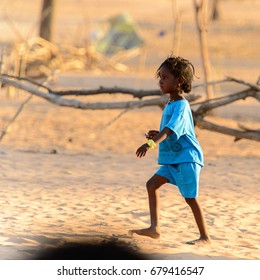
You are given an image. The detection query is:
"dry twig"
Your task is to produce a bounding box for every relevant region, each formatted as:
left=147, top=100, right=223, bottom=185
left=0, top=95, right=32, bottom=142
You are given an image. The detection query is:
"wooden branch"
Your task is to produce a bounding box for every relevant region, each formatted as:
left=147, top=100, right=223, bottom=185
left=192, top=78, right=228, bottom=89
left=2, top=74, right=255, bottom=99
left=0, top=75, right=199, bottom=107
left=192, top=85, right=260, bottom=141
left=195, top=89, right=260, bottom=116
left=1, top=73, right=230, bottom=98
left=195, top=117, right=260, bottom=142
left=226, top=76, right=260, bottom=91
left=52, top=87, right=161, bottom=98
left=238, top=123, right=260, bottom=133
left=235, top=123, right=260, bottom=142
left=1, top=74, right=259, bottom=142
left=1, top=73, right=52, bottom=91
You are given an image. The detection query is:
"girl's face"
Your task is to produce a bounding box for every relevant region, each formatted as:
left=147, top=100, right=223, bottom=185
left=158, top=65, right=179, bottom=94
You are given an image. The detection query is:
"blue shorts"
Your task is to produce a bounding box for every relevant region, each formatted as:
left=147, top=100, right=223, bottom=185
left=155, top=163, right=201, bottom=198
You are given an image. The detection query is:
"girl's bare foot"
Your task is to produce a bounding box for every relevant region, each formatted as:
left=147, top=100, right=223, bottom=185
left=186, top=237, right=212, bottom=245
left=128, top=227, right=160, bottom=239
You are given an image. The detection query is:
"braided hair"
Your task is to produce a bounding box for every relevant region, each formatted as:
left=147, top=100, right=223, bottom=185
left=156, top=55, right=196, bottom=93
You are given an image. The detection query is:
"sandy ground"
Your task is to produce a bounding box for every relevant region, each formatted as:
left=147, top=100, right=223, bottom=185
left=0, top=0, right=259, bottom=260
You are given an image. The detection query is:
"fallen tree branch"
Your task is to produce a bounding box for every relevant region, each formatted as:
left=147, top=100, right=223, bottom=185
left=0, top=73, right=228, bottom=98
left=192, top=85, right=260, bottom=141
left=52, top=87, right=161, bottom=98
left=1, top=73, right=51, bottom=91
left=0, top=75, right=199, bottom=109
left=226, top=76, right=260, bottom=91
left=235, top=124, right=260, bottom=142
left=0, top=74, right=259, bottom=142
left=195, top=117, right=260, bottom=142
left=195, top=88, right=260, bottom=116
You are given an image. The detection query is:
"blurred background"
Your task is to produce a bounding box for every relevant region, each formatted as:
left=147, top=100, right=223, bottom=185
left=0, top=0, right=259, bottom=84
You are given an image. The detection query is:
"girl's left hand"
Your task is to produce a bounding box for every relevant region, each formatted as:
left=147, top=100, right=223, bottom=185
left=136, top=143, right=150, bottom=158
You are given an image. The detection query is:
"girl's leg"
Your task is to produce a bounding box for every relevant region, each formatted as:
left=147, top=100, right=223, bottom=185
left=129, top=174, right=168, bottom=239
left=185, top=198, right=211, bottom=244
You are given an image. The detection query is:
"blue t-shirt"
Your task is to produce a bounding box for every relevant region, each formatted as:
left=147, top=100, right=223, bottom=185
left=158, top=100, right=204, bottom=167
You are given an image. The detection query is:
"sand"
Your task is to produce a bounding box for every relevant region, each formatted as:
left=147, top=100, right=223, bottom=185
left=0, top=0, right=259, bottom=260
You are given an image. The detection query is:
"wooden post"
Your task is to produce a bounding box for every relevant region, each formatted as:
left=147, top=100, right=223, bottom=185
left=193, top=0, right=214, bottom=100
left=39, top=0, right=55, bottom=42
left=0, top=49, right=3, bottom=91
left=211, top=0, right=220, bottom=21
left=171, top=0, right=182, bottom=56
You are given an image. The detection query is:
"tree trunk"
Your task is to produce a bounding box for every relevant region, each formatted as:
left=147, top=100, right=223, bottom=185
left=39, top=0, right=55, bottom=42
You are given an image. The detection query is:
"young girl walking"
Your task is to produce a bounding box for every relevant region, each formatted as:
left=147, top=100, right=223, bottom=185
left=130, top=55, right=211, bottom=245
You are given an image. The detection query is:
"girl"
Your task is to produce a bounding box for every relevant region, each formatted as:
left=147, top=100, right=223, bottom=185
left=130, top=55, right=211, bottom=245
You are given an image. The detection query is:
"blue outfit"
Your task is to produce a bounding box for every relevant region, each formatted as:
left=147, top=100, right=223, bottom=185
left=155, top=100, right=203, bottom=198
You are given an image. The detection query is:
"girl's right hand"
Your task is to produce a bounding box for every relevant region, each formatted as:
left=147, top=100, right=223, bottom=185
left=136, top=143, right=150, bottom=158
left=145, top=130, right=159, bottom=139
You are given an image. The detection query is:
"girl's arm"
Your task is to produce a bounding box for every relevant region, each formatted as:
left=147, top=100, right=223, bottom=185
left=152, top=127, right=173, bottom=143
left=136, top=127, right=173, bottom=158
left=145, top=130, right=159, bottom=139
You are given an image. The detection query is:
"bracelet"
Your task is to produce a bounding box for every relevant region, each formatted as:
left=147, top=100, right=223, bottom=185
left=147, top=139, right=156, bottom=149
